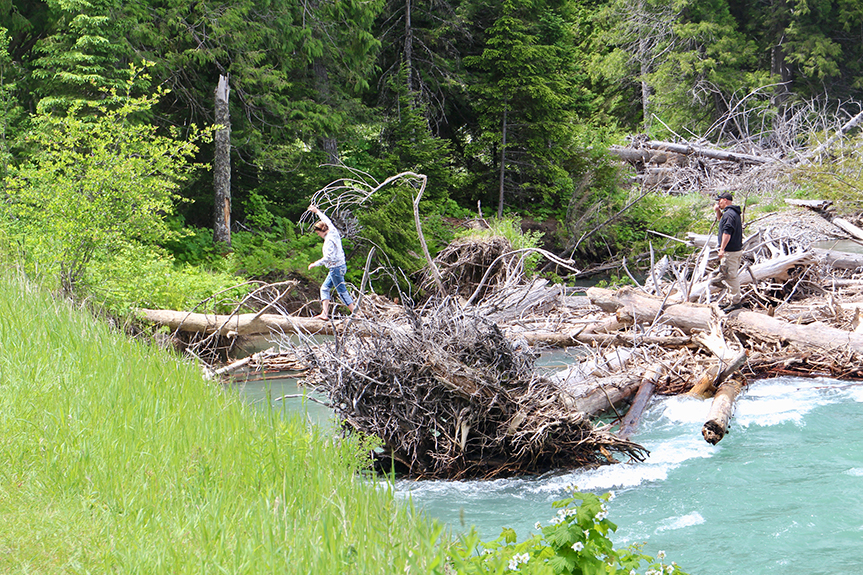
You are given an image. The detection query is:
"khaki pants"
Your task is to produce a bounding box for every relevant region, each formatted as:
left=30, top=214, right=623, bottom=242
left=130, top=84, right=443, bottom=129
left=719, top=250, right=743, bottom=304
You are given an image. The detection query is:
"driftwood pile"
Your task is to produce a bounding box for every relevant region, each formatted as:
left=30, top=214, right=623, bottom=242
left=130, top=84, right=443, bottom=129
left=302, top=299, right=648, bottom=479
left=138, top=197, right=863, bottom=479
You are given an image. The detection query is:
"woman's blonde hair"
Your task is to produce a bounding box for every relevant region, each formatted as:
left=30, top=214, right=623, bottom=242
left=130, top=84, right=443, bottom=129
left=313, top=222, right=328, bottom=233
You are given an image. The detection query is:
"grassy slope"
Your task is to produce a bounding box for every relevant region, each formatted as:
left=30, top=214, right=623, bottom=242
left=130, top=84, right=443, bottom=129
left=0, top=270, right=445, bottom=574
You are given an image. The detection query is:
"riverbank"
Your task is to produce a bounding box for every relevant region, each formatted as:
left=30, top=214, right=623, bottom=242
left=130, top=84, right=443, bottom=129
left=0, top=269, right=446, bottom=574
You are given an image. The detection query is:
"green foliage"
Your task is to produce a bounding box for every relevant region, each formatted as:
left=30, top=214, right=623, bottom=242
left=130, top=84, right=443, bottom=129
left=84, top=243, right=250, bottom=315
left=0, top=28, right=23, bottom=187
left=789, top=134, right=863, bottom=213
left=355, top=183, right=427, bottom=293
left=30, top=0, right=138, bottom=111
left=447, top=488, right=687, bottom=575
left=464, top=0, right=593, bottom=215
left=3, top=62, right=210, bottom=294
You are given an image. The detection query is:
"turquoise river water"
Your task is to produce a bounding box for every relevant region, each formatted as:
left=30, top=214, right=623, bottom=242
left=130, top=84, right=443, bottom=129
left=236, top=359, right=863, bottom=574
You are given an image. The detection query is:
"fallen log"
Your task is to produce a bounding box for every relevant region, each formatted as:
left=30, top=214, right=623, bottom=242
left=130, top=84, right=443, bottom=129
left=832, top=218, right=863, bottom=241
left=785, top=199, right=833, bottom=210
left=559, top=374, right=642, bottom=417
left=813, top=248, right=863, bottom=270
left=618, top=363, right=664, bottom=440
left=550, top=348, right=635, bottom=393
left=702, top=379, right=745, bottom=445
left=611, top=140, right=770, bottom=165
left=139, top=308, right=340, bottom=336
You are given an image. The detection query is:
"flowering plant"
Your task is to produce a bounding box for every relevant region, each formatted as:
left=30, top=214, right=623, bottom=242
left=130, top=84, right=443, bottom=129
left=445, top=487, right=688, bottom=574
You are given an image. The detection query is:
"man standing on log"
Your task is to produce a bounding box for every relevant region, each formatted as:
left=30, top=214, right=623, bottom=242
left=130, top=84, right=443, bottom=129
left=713, top=191, right=744, bottom=312
left=307, top=204, right=355, bottom=320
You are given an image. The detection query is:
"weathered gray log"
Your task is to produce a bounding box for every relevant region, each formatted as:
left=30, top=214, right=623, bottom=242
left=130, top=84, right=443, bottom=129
left=516, top=329, right=691, bottom=348
left=550, top=348, right=635, bottom=393
left=702, top=379, right=745, bottom=445
left=813, top=248, right=863, bottom=270
left=472, top=278, right=561, bottom=323
left=618, top=363, right=664, bottom=440
left=687, top=251, right=814, bottom=301
left=589, top=286, right=713, bottom=333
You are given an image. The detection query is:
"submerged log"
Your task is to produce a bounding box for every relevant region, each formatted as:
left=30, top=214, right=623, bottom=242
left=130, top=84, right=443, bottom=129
left=702, top=379, right=745, bottom=445
left=618, top=363, right=664, bottom=440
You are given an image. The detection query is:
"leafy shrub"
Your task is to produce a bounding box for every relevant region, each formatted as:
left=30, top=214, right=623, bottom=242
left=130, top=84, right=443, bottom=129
left=84, top=243, right=250, bottom=315
left=448, top=488, right=688, bottom=575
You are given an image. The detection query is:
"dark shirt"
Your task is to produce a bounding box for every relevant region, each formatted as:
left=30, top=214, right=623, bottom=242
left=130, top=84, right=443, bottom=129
left=717, top=205, right=743, bottom=252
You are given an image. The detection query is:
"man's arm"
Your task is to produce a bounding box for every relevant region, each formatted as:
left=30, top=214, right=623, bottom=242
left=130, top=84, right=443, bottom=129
left=718, top=232, right=732, bottom=258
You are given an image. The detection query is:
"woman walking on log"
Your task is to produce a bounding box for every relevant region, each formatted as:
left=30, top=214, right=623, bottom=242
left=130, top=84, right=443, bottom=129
left=307, top=204, right=355, bottom=320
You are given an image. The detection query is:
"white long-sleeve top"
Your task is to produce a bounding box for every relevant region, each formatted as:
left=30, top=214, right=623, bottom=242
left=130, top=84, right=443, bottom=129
left=311, top=212, right=346, bottom=269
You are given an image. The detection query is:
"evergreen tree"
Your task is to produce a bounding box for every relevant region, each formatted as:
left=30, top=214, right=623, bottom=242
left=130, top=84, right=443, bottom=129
left=464, top=0, right=591, bottom=216
left=30, top=0, right=137, bottom=112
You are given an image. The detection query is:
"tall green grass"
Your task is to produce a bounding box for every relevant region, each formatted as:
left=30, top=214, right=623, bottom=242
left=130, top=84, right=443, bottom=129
left=0, top=269, right=446, bottom=574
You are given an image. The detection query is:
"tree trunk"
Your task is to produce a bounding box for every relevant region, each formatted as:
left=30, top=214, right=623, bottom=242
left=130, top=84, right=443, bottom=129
left=213, top=74, right=231, bottom=248
left=498, top=106, right=507, bottom=219
left=313, top=59, right=339, bottom=164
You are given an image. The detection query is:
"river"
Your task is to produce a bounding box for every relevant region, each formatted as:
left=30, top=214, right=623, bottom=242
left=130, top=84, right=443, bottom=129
left=234, top=345, right=863, bottom=574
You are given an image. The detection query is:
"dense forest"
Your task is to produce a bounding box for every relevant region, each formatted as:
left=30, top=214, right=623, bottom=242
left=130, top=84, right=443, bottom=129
left=1, top=0, right=862, bottom=312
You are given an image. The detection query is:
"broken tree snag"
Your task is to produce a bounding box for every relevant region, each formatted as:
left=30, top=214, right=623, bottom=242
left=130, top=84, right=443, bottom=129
left=618, top=363, right=665, bottom=440
left=687, top=365, right=719, bottom=399
left=702, top=379, right=745, bottom=445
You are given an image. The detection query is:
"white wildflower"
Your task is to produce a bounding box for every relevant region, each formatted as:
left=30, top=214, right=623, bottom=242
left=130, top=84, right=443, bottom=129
left=657, top=550, right=666, bottom=559
left=571, top=542, right=584, bottom=552
left=666, top=565, right=674, bottom=573
left=608, top=490, right=616, bottom=501
left=595, top=511, right=608, bottom=521
left=535, top=521, right=542, bottom=530
left=550, top=516, right=562, bottom=525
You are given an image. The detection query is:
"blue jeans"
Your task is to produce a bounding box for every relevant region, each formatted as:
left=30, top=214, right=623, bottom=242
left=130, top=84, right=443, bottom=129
left=320, top=264, right=353, bottom=306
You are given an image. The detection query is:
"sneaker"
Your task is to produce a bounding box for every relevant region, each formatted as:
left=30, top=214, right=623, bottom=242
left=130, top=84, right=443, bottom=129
left=721, top=302, right=743, bottom=313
